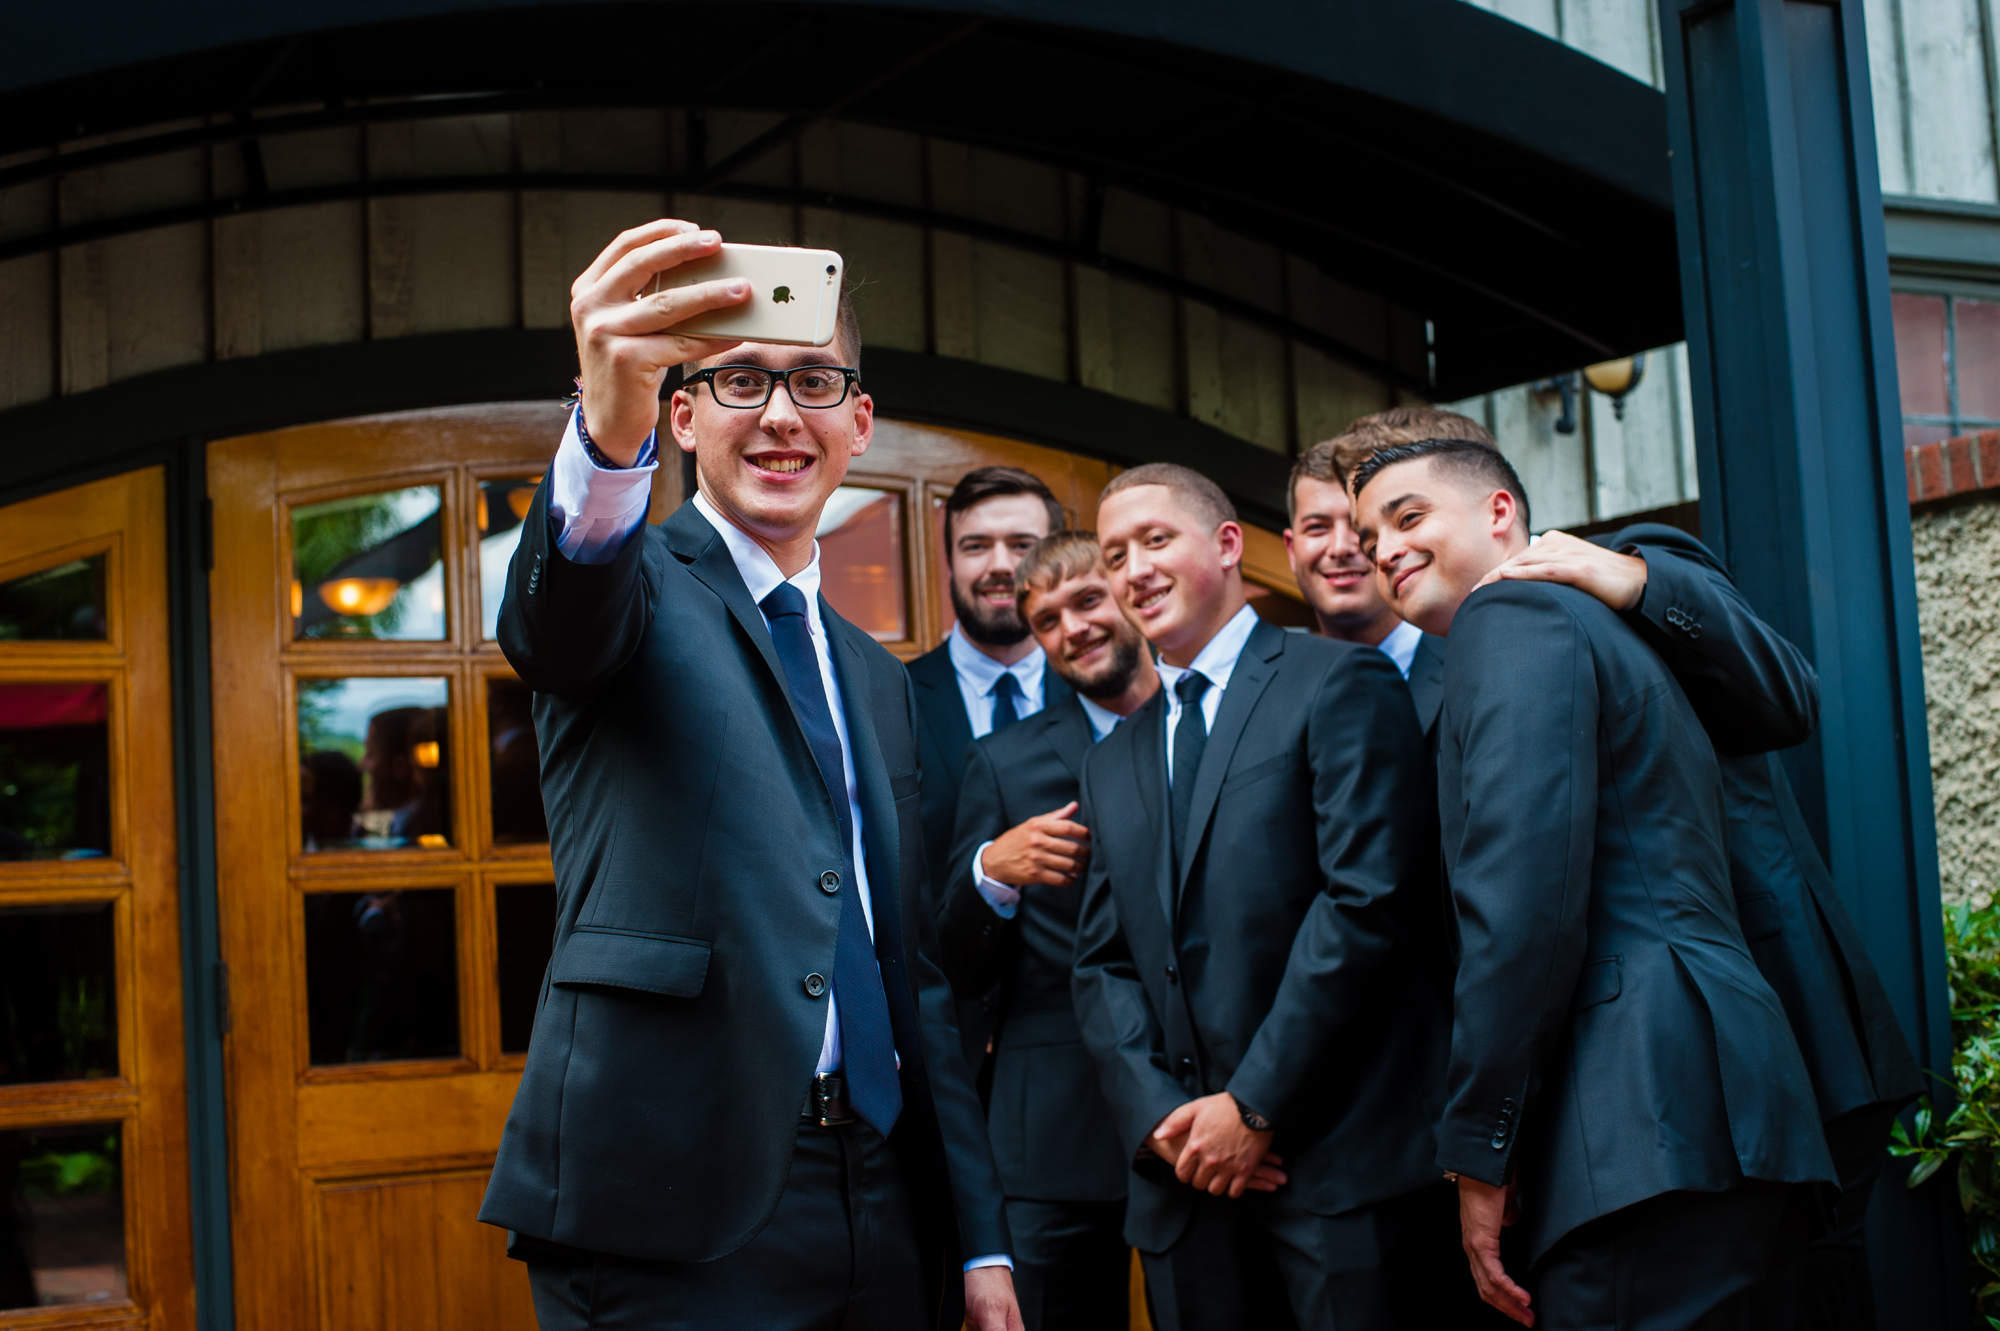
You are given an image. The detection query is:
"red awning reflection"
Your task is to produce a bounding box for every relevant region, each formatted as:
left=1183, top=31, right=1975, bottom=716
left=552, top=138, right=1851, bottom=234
left=0, top=682, right=109, bottom=729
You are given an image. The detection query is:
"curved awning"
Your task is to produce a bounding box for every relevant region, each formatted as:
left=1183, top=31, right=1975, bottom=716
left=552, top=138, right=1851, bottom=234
left=0, top=0, right=1678, bottom=399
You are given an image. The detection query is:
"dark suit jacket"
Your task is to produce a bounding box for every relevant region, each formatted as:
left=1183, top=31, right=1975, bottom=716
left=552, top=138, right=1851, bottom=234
left=1073, top=616, right=1449, bottom=1252
left=1604, top=525, right=1921, bottom=1126
left=1436, top=580, right=1833, bottom=1263
left=908, top=641, right=1070, bottom=1068
left=936, top=696, right=1128, bottom=1204
left=1406, top=630, right=1446, bottom=738
left=478, top=495, right=1007, bottom=1329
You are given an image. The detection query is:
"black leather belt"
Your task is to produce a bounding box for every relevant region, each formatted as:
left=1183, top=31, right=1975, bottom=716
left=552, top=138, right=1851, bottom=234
left=801, top=1072, right=855, bottom=1127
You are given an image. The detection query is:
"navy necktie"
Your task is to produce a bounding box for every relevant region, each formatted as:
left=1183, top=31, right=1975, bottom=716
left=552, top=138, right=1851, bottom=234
left=990, top=670, right=1022, bottom=734
left=758, top=582, right=902, bottom=1136
left=1170, top=671, right=1211, bottom=870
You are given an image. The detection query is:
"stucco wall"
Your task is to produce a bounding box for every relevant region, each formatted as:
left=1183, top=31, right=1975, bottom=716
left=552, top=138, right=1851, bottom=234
left=1914, top=492, right=2000, bottom=904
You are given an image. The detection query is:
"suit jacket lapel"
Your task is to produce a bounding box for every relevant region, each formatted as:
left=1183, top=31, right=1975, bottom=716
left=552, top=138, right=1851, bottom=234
left=1121, top=691, right=1175, bottom=928
left=909, top=646, right=974, bottom=796
left=1044, top=694, right=1093, bottom=781
left=1408, top=632, right=1446, bottom=737
left=828, top=608, right=901, bottom=929
left=1176, top=618, right=1285, bottom=901
left=667, top=504, right=787, bottom=691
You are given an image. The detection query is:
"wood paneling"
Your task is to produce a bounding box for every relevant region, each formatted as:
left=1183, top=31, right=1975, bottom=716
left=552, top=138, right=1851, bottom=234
left=315, top=1170, right=533, bottom=1331
left=0, top=469, right=195, bottom=1331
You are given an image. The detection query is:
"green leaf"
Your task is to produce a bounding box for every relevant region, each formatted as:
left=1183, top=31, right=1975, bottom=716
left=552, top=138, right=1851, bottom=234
left=1909, top=1154, right=1947, bottom=1189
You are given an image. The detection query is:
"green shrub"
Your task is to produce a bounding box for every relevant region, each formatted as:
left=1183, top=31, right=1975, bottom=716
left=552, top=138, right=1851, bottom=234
left=1889, top=898, right=2000, bottom=1321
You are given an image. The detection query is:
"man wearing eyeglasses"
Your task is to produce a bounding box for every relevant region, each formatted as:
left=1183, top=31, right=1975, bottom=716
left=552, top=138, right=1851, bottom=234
left=480, top=221, right=1022, bottom=1331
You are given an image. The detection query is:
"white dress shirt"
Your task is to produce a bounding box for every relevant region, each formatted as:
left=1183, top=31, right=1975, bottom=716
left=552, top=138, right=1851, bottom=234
left=551, top=429, right=1009, bottom=1271
left=1157, top=603, right=1261, bottom=784
left=970, top=690, right=1128, bottom=919
left=1377, top=618, right=1423, bottom=680
left=947, top=622, right=1047, bottom=738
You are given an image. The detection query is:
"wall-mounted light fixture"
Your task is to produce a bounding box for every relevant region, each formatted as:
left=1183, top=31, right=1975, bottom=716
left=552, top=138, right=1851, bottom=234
left=1532, top=371, right=1581, bottom=435
left=1583, top=352, right=1647, bottom=421
left=318, top=577, right=401, bottom=617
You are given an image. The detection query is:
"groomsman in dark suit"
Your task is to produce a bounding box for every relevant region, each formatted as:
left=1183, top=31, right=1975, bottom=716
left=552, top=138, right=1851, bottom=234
left=480, top=219, right=1021, bottom=1330
left=1480, top=525, right=1922, bottom=1330
left=1071, top=463, right=1464, bottom=1331
left=906, top=468, right=1070, bottom=1068
left=936, top=531, right=1160, bottom=1331
left=1352, top=437, right=1833, bottom=1329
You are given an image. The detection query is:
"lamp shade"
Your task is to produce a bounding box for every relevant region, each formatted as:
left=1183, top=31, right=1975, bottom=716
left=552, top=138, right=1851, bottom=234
left=1583, top=355, right=1644, bottom=398
left=318, top=577, right=402, bottom=617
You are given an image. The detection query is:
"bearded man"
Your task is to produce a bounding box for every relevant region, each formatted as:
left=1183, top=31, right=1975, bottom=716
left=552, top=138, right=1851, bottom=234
left=907, top=467, right=1069, bottom=1069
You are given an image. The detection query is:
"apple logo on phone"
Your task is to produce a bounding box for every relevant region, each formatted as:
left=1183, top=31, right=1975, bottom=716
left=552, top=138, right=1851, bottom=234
left=772, top=286, right=794, bottom=304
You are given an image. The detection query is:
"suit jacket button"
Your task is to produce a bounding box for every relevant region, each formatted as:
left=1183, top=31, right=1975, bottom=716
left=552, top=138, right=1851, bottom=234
left=819, top=871, right=841, bottom=895
left=1166, top=965, right=1179, bottom=984
left=1179, top=1056, right=1196, bottom=1074
left=1491, top=1131, right=1508, bottom=1150
left=804, top=973, right=827, bottom=998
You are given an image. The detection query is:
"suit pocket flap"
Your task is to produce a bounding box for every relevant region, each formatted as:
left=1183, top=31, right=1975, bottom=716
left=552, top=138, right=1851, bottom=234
left=1223, top=752, right=1290, bottom=788
left=1736, top=892, right=1784, bottom=943
left=1572, top=957, right=1621, bottom=1011
left=552, top=927, right=711, bottom=997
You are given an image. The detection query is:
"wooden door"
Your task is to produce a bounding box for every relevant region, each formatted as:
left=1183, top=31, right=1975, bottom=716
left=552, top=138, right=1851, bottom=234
left=0, top=470, right=196, bottom=1330
left=208, top=405, right=596, bottom=1331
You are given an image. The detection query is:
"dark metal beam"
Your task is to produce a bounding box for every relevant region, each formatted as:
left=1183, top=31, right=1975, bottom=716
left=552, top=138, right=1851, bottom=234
left=1659, top=1, right=1966, bottom=1324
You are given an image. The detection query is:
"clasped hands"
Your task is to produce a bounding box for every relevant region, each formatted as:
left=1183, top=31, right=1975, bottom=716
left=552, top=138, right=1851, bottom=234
left=1147, top=1093, right=1287, bottom=1198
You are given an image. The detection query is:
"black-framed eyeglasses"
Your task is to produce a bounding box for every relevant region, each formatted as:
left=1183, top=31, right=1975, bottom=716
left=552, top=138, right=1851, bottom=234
left=687, top=364, right=861, bottom=410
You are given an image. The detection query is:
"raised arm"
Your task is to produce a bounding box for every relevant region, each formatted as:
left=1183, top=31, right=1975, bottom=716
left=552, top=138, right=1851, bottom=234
left=1436, top=583, right=1599, bottom=1186
left=1616, top=525, right=1818, bottom=752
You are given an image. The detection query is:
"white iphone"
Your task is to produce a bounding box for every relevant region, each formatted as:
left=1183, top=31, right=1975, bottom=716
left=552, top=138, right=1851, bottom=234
left=646, top=243, right=845, bottom=347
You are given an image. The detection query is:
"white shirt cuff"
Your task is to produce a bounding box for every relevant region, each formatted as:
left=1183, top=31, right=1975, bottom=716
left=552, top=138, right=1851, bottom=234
left=964, top=1254, right=1014, bottom=1272
left=971, top=842, right=1021, bottom=919
left=549, top=406, right=657, bottom=565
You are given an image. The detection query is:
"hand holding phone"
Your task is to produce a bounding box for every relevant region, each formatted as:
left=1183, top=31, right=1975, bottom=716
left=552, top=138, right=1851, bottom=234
left=569, top=220, right=755, bottom=465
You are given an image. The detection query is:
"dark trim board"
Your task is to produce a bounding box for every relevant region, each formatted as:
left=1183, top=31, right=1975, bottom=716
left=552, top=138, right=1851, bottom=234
left=0, top=333, right=1297, bottom=529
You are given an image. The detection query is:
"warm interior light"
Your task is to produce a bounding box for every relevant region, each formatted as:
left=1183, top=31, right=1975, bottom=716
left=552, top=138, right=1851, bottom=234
left=290, top=581, right=304, bottom=618
left=1583, top=356, right=1639, bottom=397
left=412, top=740, right=441, bottom=769
left=477, top=492, right=490, bottom=532
left=417, top=833, right=449, bottom=850
left=507, top=486, right=536, bottom=521
left=318, top=577, right=401, bottom=617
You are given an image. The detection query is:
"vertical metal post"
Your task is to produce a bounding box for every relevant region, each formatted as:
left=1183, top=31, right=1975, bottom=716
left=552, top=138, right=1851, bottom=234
left=1658, top=1, right=1966, bottom=1325
left=168, top=442, right=235, bottom=1330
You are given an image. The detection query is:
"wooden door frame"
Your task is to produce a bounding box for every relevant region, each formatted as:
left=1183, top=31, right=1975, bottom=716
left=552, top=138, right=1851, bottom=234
left=0, top=468, right=197, bottom=1331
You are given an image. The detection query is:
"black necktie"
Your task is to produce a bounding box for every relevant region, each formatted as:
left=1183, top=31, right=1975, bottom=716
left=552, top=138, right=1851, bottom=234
left=758, top=582, right=902, bottom=1137
left=1170, top=671, right=1211, bottom=870
left=989, top=671, right=1022, bottom=734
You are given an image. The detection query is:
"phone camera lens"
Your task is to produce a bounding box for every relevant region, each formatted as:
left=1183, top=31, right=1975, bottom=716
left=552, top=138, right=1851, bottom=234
left=825, top=264, right=836, bottom=275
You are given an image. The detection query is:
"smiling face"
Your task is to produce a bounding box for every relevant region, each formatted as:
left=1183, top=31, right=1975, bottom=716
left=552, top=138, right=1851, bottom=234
left=1352, top=456, right=1529, bottom=636
left=1023, top=567, right=1145, bottom=700
left=1284, top=474, right=1398, bottom=642
left=667, top=341, right=871, bottom=551
left=948, top=494, right=1055, bottom=647
left=1096, top=484, right=1245, bottom=666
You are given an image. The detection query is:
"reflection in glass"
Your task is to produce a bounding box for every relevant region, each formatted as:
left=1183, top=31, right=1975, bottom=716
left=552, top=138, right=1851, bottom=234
left=487, top=679, right=546, bottom=845
left=0, top=684, right=111, bottom=861
left=298, top=678, right=451, bottom=852
left=479, top=478, right=543, bottom=640
left=292, top=486, right=445, bottom=640
left=818, top=487, right=906, bottom=641
left=1958, top=297, right=2000, bottom=421
left=0, top=1123, right=125, bottom=1311
left=1892, top=293, right=1949, bottom=419
left=495, top=882, right=557, bottom=1054
left=0, top=556, right=106, bottom=642
left=0, top=904, right=116, bottom=1085
left=304, top=889, right=460, bottom=1064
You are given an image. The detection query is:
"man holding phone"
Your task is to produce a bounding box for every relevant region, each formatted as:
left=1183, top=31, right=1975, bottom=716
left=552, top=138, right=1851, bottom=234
left=479, top=220, right=1023, bottom=1331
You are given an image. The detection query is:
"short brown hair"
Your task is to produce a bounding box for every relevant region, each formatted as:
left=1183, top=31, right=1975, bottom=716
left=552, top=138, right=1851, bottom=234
left=1349, top=436, right=1532, bottom=531
left=1290, top=407, right=1498, bottom=520
left=681, top=291, right=863, bottom=377
left=942, top=467, right=1065, bottom=549
left=1014, top=531, right=1103, bottom=614
left=1099, top=463, right=1236, bottom=533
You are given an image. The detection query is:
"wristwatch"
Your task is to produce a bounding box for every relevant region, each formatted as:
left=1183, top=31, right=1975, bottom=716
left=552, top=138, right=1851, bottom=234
left=1230, top=1094, right=1273, bottom=1133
